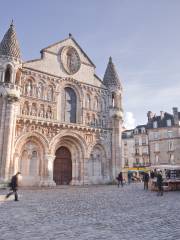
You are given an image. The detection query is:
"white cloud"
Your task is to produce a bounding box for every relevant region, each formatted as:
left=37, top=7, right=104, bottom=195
left=124, top=112, right=136, bottom=130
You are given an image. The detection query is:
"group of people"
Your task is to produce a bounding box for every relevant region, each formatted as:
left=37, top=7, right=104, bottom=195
left=143, top=169, right=163, bottom=196
left=5, top=169, right=164, bottom=201
left=116, top=171, right=132, bottom=187
left=116, top=169, right=164, bottom=196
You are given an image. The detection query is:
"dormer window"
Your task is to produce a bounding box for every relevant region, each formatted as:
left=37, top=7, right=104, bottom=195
left=153, top=121, right=157, bottom=128
left=141, top=127, right=145, bottom=133
left=134, top=128, right=138, bottom=134
left=167, top=119, right=172, bottom=127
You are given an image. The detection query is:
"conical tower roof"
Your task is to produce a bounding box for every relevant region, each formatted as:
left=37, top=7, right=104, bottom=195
left=103, top=57, right=122, bottom=88
left=0, top=21, right=21, bottom=59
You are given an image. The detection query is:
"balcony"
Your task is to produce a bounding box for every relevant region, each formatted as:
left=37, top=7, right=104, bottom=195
left=133, top=162, right=151, bottom=168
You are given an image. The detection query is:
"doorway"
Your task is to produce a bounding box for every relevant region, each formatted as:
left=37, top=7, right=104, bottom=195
left=53, top=146, right=72, bottom=185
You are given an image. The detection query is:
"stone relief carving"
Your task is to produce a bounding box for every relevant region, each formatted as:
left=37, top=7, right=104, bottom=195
left=61, top=46, right=81, bottom=75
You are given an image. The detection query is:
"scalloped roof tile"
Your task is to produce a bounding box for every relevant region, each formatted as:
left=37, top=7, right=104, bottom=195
left=0, top=22, right=21, bottom=59
left=103, top=57, right=122, bottom=88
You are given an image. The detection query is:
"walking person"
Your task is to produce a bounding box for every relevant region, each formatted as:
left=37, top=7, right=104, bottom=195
left=143, top=172, right=149, bottom=190
left=117, top=172, right=123, bottom=187
left=6, top=172, right=21, bottom=201
left=156, top=170, right=163, bottom=196
left=150, top=170, right=155, bottom=179
left=128, top=171, right=131, bottom=184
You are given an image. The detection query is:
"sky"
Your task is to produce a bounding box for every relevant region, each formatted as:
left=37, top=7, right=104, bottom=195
left=0, top=0, right=180, bottom=128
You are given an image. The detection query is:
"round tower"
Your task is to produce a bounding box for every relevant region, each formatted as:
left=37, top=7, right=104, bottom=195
left=103, top=57, right=123, bottom=179
left=0, top=21, right=22, bottom=180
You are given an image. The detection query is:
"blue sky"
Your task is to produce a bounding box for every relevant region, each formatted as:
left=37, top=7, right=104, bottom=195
left=1, top=0, right=180, bottom=128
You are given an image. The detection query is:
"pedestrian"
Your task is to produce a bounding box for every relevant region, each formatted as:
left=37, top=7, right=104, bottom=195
left=143, top=172, right=149, bottom=190
left=117, top=172, right=123, bottom=187
left=6, top=172, right=21, bottom=201
left=150, top=170, right=155, bottom=179
left=128, top=171, right=131, bottom=184
left=156, top=170, right=163, bottom=196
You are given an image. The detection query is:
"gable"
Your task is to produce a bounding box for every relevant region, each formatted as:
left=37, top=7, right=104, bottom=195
left=41, top=36, right=95, bottom=67
left=23, top=36, right=101, bottom=86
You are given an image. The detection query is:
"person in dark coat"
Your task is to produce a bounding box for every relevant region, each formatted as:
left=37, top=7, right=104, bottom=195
left=117, top=172, right=123, bottom=187
left=156, top=171, right=163, bottom=196
left=6, top=172, right=21, bottom=201
left=150, top=170, right=155, bottom=179
left=128, top=171, right=131, bottom=184
left=143, top=172, right=149, bottom=190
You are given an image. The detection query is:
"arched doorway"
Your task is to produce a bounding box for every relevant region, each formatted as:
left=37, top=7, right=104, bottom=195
left=53, top=146, right=72, bottom=185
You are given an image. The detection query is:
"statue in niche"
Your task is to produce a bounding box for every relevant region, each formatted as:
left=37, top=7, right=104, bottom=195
left=22, top=103, right=29, bottom=115
left=46, top=107, right=52, bottom=119
left=37, top=83, right=43, bottom=98
left=26, top=81, right=32, bottom=96
left=39, top=107, right=44, bottom=118
left=31, top=105, right=37, bottom=116
left=47, top=87, right=53, bottom=101
left=44, top=127, right=48, bottom=135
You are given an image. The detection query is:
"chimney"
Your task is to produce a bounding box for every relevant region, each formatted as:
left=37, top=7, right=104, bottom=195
left=160, top=111, right=164, bottom=119
left=173, top=107, right=179, bottom=125
left=147, top=111, right=154, bottom=121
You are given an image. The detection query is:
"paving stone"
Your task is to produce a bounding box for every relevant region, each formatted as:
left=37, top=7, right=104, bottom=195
left=0, top=183, right=180, bottom=240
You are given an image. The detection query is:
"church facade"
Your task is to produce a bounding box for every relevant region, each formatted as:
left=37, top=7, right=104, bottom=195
left=0, top=23, right=123, bottom=186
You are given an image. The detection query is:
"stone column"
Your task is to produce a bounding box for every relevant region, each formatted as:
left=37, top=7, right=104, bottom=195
left=2, top=96, right=18, bottom=180
left=40, top=154, right=56, bottom=186
left=111, top=117, right=123, bottom=179
left=80, top=157, right=90, bottom=185
left=71, top=159, right=78, bottom=185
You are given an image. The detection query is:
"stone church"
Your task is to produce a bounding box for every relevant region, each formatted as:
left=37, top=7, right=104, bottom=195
left=0, top=22, right=123, bottom=186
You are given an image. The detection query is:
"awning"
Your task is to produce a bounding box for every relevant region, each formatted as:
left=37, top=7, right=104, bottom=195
left=127, top=167, right=150, bottom=172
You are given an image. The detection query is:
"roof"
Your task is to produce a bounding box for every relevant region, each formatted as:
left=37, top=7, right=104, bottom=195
left=147, top=112, right=175, bottom=129
left=103, top=57, right=122, bottom=88
left=122, top=129, right=134, bottom=139
left=0, top=22, right=21, bottom=59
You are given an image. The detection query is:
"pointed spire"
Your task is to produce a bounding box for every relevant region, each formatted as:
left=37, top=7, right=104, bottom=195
left=0, top=21, right=21, bottom=59
left=103, top=57, right=122, bottom=88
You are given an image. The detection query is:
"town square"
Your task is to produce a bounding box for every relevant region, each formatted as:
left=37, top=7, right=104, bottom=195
left=1, top=184, right=180, bottom=240
left=0, top=0, right=180, bottom=239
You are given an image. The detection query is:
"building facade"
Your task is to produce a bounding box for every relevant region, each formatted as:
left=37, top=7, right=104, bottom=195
left=147, top=108, right=180, bottom=165
left=122, top=126, right=150, bottom=169
left=0, top=23, right=123, bottom=186
left=122, top=129, right=134, bottom=168
left=122, top=108, right=180, bottom=170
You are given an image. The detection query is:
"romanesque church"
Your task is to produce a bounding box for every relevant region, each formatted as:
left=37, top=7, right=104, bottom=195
left=0, top=22, right=123, bottom=186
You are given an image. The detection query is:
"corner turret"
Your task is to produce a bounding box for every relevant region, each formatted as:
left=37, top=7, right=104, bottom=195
left=104, top=57, right=123, bottom=179
left=0, top=21, right=22, bottom=98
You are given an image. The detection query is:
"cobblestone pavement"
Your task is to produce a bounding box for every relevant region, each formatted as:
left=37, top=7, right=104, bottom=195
left=0, top=183, right=180, bottom=240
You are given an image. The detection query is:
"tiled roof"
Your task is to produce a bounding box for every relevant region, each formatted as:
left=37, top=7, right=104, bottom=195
left=103, top=57, right=122, bottom=88
left=122, top=129, right=134, bottom=139
left=0, top=22, right=21, bottom=59
left=147, top=112, right=175, bottom=128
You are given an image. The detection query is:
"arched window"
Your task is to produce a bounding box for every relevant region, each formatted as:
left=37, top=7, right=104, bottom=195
left=112, top=92, right=115, bottom=107
left=101, top=98, right=106, bottom=111
left=15, top=69, right=21, bottom=85
left=63, top=87, right=77, bottom=123
left=4, top=65, right=11, bottom=83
